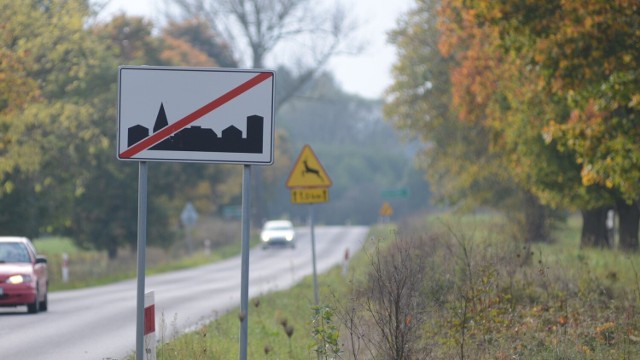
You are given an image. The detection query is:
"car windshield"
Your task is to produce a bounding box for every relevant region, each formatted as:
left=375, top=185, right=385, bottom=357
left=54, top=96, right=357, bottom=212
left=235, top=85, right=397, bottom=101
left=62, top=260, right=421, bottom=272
left=265, top=223, right=292, bottom=231
left=0, top=242, right=31, bottom=263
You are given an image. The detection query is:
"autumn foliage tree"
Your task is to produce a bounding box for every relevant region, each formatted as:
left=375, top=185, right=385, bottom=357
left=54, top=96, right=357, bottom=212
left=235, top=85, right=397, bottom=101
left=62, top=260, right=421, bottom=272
left=386, top=0, right=638, bottom=249
left=0, top=0, right=116, bottom=238
left=458, top=0, right=640, bottom=249
left=385, top=0, right=560, bottom=244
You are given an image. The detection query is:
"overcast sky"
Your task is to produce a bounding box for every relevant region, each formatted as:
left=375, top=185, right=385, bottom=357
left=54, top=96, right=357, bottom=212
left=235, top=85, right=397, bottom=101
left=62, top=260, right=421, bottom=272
left=99, top=0, right=415, bottom=99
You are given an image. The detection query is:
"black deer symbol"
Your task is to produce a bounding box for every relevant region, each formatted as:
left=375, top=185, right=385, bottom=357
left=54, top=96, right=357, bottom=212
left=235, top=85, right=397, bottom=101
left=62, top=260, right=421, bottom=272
left=302, top=159, right=323, bottom=181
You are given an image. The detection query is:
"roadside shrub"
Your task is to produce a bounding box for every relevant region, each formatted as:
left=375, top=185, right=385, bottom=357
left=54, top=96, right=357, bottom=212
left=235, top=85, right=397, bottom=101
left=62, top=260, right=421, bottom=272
left=337, top=215, right=640, bottom=359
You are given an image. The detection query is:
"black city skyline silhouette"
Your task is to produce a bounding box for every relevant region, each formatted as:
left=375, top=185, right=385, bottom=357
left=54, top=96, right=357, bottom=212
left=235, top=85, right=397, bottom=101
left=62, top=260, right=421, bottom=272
left=127, top=103, right=264, bottom=153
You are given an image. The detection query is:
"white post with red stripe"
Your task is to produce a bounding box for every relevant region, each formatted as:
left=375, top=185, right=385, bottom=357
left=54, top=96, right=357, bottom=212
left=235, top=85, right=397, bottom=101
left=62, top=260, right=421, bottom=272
left=343, top=248, right=350, bottom=276
left=61, top=253, right=69, bottom=283
left=144, top=291, right=156, bottom=360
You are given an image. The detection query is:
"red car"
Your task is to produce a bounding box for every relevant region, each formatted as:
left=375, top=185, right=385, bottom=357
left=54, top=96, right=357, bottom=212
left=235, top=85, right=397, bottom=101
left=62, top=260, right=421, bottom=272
left=0, top=237, right=48, bottom=313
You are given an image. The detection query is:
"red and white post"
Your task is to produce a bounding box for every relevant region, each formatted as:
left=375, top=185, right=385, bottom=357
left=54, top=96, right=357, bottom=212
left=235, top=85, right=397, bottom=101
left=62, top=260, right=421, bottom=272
left=342, top=248, right=350, bottom=276
left=144, top=291, right=156, bottom=360
left=61, top=253, right=69, bottom=283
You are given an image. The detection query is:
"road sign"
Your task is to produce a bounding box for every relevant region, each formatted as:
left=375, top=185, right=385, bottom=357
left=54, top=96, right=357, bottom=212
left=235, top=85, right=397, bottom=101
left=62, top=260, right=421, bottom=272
left=117, top=66, right=275, bottom=164
left=381, top=188, right=409, bottom=198
left=180, top=202, right=198, bottom=226
left=291, top=188, right=329, bottom=204
left=380, top=202, right=393, bottom=217
left=286, top=145, right=332, bottom=188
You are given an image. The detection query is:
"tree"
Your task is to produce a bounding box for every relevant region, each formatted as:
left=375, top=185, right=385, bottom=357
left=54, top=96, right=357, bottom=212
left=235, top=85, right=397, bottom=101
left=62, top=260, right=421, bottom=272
left=384, top=0, right=560, bottom=244
left=463, top=0, right=640, bottom=250
left=161, top=18, right=237, bottom=67
left=168, top=0, right=358, bottom=108
left=89, top=14, right=243, bottom=257
left=423, top=0, right=639, bottom=249
left=1, top=3, right=273, bottom=255
left=95, top=13, right=163, bottom=65
left=0, top=0, right=116, bottom=238
left=273, top=71, right=430, bottom=225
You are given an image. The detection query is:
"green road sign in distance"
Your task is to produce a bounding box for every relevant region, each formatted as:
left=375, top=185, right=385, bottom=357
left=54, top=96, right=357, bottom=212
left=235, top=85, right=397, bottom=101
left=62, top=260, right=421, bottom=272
left=381, top=188, right=409, bottom=199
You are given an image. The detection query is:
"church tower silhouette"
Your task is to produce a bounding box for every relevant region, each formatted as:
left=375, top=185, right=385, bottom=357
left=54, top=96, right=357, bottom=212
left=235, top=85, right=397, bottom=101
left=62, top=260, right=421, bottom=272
left=153, top=103, right=169, bottom=133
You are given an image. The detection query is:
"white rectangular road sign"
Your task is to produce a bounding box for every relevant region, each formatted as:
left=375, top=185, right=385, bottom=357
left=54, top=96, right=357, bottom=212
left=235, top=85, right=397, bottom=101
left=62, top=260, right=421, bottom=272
left=117, top=66, right=275, bottom=164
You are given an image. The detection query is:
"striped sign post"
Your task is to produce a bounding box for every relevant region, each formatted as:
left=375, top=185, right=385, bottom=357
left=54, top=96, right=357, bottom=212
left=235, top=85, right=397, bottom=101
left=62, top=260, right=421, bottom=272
left=144, top=291, right=156, bottom=360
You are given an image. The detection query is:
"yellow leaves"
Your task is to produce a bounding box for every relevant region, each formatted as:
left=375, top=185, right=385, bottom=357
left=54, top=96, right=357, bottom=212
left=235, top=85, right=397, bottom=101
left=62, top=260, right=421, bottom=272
left=579, top=344, right=592, bottom=355
left=580, top=164, right=614, bottom=189
left=432, top=0, right=640, bottom=204
left=629, top=94, right=640, bottom=109
left=595, top=321, right=616, bottom=345
left=2, top=180, right=15, bottom=194
left=605, top=178, right=614, bottom=189
left=541, top=121, right=558, bottom=144
left=580, top=166, right=597, bottom=186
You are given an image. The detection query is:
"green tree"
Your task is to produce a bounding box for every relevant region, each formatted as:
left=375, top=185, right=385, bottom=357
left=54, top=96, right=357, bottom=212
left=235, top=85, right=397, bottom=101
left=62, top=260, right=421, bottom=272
left=384, top=0, right=560, bottom=244
left=458, top=0, right=640, bottom=249
left=0, top=0, right=113, bottom=238
left=161, top=18, right=237, bottom=68
left=391, top=0, right=639, bottom=249
left=436, top=0, right=605, bottom=245
left=274, top=72, right=427, bottom=225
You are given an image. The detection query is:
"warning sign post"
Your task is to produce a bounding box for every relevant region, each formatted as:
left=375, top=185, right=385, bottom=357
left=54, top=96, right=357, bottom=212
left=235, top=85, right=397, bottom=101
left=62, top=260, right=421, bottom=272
left=285, top=144, right=332, bottom=306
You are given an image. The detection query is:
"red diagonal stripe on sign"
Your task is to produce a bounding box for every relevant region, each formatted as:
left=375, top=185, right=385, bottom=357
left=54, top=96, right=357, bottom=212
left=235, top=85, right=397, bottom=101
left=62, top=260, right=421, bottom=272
left=120, top=71, right=273, bottom=159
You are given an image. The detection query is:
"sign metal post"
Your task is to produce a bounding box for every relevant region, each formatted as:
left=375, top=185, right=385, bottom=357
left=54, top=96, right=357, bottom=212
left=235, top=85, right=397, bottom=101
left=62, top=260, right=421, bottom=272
left=136, top=162, right=148, bottom=360
left=309, top=205, right=319, bottom=305
left=285, top=144, right=332, bottom=306
left=239, top=165, right=252, bottom=359
left=117, top=66, right=275, bottom=360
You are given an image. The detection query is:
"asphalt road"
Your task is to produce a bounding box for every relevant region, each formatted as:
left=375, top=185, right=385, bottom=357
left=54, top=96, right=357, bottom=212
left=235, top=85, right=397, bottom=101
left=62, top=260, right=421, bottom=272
left=0, top=225, right=368, bottom=360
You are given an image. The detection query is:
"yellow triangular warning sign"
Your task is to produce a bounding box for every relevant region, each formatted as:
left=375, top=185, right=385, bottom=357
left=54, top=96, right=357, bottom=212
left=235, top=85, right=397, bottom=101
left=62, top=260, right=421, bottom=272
left=286, top=145, right=332, bottom=188
left=380, top=202, right=393, bottom=217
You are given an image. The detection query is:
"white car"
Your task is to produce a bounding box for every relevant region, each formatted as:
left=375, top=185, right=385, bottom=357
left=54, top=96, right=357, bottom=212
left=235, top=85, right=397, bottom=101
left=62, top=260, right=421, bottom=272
left=260, top=220, right=295, bottom=249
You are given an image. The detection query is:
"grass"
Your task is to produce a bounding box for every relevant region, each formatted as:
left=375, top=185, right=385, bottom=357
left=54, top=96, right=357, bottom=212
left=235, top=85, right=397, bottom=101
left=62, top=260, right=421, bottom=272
left=34, top=236, right=79, bottom=255
left=34, top=218, right=256, bottom=291
left=148, top=226, right=398, bottom=359
left=150, top=213, right=640, bottom=359
left=150, top=224, right=399, bottom=359
left=37, top=240, right=254, bottom=291
left=152, top=241, right=382, bottom=359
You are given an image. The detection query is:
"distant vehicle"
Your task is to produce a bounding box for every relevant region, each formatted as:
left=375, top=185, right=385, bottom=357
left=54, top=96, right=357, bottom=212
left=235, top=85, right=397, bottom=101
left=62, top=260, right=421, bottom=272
left=0, top=237, right=48, bottom=314
left=260, top=220, right=296, bottom=249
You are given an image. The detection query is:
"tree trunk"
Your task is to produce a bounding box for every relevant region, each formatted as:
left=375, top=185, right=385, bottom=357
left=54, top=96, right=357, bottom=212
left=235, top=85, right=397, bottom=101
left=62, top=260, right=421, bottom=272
left=107, top=243, right=118, bottom=260
left=524, top=192, right=551, bottom=243
left=580, top=207, right=610, bottom=248
left=617, top=199, right=639, bottom=251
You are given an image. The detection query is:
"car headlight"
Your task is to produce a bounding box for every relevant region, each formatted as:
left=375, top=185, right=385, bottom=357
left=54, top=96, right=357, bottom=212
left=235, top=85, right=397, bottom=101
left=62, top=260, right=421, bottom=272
left=261, top=234, right=269, bottom=242
left=285, top=234, right=294, bottom=241
left=6, top=274, right=32, bottom=284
